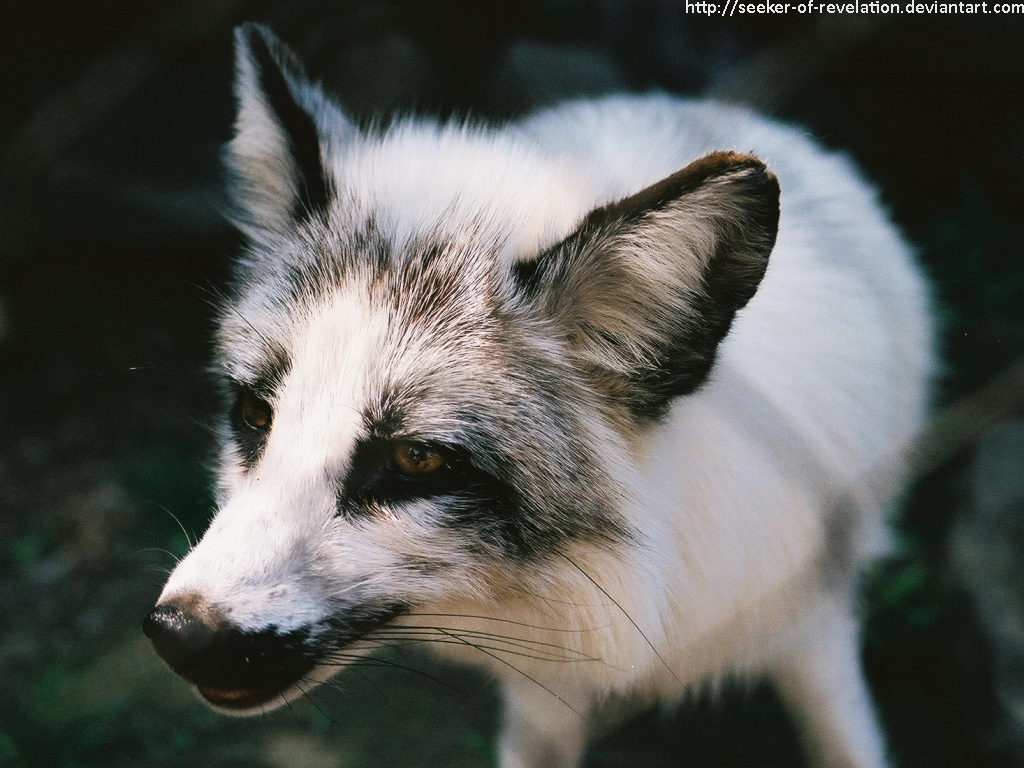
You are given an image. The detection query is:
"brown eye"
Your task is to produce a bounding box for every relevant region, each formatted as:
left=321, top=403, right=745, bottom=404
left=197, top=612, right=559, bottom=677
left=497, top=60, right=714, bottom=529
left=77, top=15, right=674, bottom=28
left=239, top=390, right=272, bottom=431
left=391, top=441, right=446, bottom=478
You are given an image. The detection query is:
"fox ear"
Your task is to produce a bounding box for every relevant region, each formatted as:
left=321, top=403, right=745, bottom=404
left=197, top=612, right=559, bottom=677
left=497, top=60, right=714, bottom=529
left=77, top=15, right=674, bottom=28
left=226, top=24, right=349, bottom=239
left=517, top=151, right=779, bottom=422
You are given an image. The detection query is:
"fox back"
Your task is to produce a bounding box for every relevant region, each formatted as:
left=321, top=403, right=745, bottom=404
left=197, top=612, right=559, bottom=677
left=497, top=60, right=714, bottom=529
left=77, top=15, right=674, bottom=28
left=144, top=25, right=933, bottom=768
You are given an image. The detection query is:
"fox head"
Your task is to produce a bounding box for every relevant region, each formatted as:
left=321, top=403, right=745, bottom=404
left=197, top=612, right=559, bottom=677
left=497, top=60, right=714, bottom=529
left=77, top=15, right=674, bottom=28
left=144, top=24, right=779, bottom=713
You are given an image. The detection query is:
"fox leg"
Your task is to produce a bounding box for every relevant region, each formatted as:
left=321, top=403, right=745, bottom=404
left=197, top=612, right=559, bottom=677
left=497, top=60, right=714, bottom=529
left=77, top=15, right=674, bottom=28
left=498, top=678, right=590, bottom=768
left=771, top=600, right=888, bottom=768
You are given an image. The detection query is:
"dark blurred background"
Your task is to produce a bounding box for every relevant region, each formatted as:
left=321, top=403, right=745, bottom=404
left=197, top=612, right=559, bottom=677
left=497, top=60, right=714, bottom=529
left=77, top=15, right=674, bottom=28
left=1, top=3, right=1024, bottom=767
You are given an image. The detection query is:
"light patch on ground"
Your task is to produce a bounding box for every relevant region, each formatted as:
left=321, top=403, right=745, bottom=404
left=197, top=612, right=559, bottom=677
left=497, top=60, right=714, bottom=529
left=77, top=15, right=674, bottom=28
left=263, top=732, right=352, bottom=768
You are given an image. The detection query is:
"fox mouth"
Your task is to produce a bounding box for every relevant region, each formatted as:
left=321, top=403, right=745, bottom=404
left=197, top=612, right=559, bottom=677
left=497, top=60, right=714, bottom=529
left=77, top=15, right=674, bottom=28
left=196, top=684, right=280, bottom=708
left=144, top=598, right=405, bottom=713
left=196, top=684, right=289, bottom=710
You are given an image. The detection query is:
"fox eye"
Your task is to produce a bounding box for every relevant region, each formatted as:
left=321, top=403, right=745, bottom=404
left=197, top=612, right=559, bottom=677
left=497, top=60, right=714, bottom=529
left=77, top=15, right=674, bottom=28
left=238, top=390, right=273, bottom=431
left=391, top=441, right=447, bottom=477
left=341, top=437, right=478, bottom=510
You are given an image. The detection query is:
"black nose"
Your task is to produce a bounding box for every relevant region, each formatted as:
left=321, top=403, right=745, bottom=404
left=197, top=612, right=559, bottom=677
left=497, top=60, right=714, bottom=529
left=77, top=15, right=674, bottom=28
left=143, top=603, right=218, bottom=675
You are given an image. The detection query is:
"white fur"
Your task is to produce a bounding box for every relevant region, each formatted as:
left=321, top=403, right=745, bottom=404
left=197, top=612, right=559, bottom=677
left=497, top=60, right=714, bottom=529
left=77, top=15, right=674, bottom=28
left=157, top=65, right=932, bottom=768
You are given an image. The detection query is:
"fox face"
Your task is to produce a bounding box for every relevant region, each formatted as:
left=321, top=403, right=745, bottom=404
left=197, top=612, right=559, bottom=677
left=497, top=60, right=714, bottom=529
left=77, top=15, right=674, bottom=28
left=144, top=24, right=778, bottom=714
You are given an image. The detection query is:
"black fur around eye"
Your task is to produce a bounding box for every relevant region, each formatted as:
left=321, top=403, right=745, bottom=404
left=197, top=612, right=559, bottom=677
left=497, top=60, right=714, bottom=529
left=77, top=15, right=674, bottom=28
left=339, top=437, right=478, bottom=512
left=230, top=387, right=274, bottom=468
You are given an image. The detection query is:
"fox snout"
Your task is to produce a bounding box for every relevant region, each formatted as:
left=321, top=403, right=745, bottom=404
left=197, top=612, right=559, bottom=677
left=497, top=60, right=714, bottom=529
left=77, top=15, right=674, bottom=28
left=143, top=595, right=317, bottom=711
left=144, top=592, right=407, bottom=711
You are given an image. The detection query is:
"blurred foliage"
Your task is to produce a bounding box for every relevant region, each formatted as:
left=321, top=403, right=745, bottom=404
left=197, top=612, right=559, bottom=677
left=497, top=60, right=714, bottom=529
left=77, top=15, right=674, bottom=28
left=925, top=183, right=1024, bottom=395
left=123, top=442, right=216, bottom=559
left=4, top=529, right=59, bottom=568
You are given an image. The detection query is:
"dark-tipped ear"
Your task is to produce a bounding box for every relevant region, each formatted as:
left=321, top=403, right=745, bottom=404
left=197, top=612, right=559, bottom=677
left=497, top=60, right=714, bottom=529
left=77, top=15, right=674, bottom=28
left=226, top=24, right=340, bottom=238
left=517, top=151, right=779, bottom=422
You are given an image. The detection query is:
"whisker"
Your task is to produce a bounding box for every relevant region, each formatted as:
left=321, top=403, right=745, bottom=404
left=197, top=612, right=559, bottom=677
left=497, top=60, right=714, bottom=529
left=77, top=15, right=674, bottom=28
left=378, top=623, right=584, bottom=648
left=341, top=665, right=397, bottom=716
left=392, top=637, right=597, bottom=664
left=294, top=679, right=339, bottom=726
left=359, top=631, right=589, bottom=663
left=331, top=576, right=376, bottom=597
left=184, top=276, right=281, bottom=364
left=407, top=612, right=609, bottom=634
left=372, top=626, right=602, bottom=662
left=561, top=553, right=685, bottom=693
left=139, top=499, right=195, bottom=551
left=175, top=275, right=231, bottom=314
left=517, top=587, right=616, bottom=609
left=136, top=547, right=181, bottom=565
left=432, top=628, right=590, bottom=721
left=317, top=652, right=470, bottom=697
left=281, top=692, right=302, bottom=725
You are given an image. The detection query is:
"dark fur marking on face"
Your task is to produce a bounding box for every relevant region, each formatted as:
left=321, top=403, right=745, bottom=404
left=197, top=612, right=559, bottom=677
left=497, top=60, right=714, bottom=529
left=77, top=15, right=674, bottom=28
left=362, top=387, right=409, bottom=438
left=337, top=429, right=620, bottom=563
left=228, top=383, right=273, bottom=468
left=387, top=237, right=493, bottom=330
left=323, top=602, right=407, bottom=645
left=241, top=23, right=330, bottom=224
left=277, top=217, right=393, bottom=311
left=436, top=465, right=618, bottom=563
left=338, top=436, right=477, bottom=511
left=223, top=347, right=289, bottom=469
left=400, top=554, right=449, bottom=575
left=249, top=342, right=292, bottom=393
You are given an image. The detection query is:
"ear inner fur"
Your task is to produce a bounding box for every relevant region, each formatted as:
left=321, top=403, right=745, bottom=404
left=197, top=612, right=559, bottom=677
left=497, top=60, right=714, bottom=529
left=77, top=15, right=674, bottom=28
left=238, top=23, right=331, bottom=224
left=518, top=151, right=780, bottom=422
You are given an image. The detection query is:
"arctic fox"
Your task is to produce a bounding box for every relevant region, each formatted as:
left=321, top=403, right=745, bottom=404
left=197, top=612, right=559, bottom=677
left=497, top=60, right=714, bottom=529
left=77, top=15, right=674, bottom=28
left=144, top=24, right=933, bottom=768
